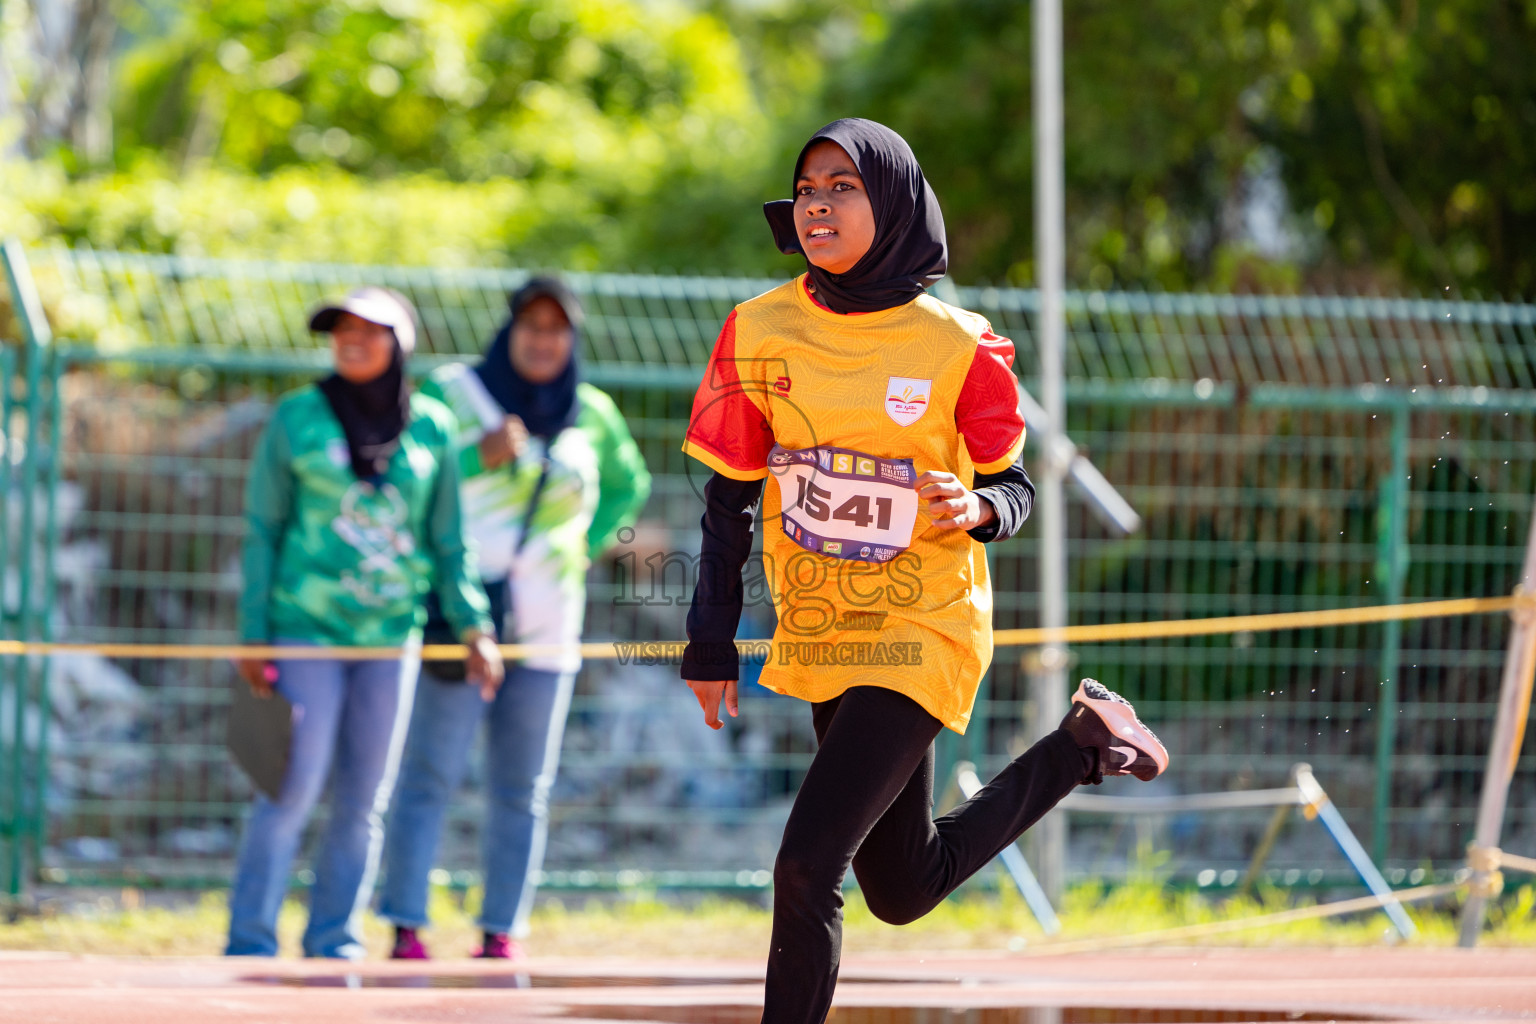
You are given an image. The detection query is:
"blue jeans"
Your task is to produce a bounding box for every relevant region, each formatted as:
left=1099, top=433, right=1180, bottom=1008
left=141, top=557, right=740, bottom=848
left=225, top=643, right=419, bottom=958
left=379, top=664, right=574, bottom=937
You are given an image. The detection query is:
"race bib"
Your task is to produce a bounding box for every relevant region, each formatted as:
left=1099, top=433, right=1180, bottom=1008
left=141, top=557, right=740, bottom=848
left=768, top=444, right=919, bottom=563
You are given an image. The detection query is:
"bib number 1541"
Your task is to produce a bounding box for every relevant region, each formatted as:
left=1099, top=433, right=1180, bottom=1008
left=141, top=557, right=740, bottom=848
left=795, top=477, right=894, bottom=531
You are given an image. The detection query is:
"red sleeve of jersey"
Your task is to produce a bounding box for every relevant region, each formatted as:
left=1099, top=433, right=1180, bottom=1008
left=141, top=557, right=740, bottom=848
left=681, top=311, right=774, bottom=480
left=956, top=330, right=1027, bottom=473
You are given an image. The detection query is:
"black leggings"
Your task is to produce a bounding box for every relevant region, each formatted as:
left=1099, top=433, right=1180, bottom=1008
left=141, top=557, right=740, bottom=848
left=762, top=685, right=1084, bottom=1024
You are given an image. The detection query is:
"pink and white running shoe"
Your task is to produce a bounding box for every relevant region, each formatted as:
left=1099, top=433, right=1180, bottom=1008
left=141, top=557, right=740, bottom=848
left=1060, top=678, right=1169, bottom=783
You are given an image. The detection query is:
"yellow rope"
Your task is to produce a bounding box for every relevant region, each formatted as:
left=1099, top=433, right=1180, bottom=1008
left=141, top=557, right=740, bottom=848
left=991, top=594, right=1528, bottom=647
left=0, top=594, right=1527, bottom=661
left=1017, top=880, right=1466, bottom=956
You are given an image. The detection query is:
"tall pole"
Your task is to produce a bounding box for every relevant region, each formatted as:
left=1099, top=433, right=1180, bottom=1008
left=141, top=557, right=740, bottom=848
left=1457, top=501, right=1536, bottom=946
left=1032, top=0, right=1069, bottom=902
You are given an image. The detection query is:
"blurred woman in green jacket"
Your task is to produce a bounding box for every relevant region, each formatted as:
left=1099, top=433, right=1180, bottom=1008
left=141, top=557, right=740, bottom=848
left=227, top=287, right=503, bottom=959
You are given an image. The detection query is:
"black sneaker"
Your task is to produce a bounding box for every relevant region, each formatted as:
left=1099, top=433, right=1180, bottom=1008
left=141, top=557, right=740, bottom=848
left=1060, top=679, right=1169, bottom=783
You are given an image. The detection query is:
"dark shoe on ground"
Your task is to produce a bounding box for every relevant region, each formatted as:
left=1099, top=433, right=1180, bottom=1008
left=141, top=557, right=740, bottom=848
left=472, top=933, right=524, bottom=960
left=390, top=926, right=430, bottom=960
left=1060, top=678, right=1169, bottom=783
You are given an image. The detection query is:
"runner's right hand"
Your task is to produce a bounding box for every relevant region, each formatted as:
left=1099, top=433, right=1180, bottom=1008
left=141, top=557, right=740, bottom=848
left=686, top=679, right=739, bottom=730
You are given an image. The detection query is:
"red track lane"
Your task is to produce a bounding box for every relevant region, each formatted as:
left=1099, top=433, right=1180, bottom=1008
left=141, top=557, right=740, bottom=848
left=0, top=948, right=1532, bottom=1023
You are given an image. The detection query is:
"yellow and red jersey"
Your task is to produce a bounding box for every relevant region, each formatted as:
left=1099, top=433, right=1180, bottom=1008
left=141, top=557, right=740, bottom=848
left=682, top=276, right=1025, bottom=733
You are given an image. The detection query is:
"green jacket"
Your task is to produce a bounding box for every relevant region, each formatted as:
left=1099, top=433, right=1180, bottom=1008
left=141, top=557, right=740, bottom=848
left=238, top=384, right=494, bottom=647
left=420, top=366, right=650, bottom=671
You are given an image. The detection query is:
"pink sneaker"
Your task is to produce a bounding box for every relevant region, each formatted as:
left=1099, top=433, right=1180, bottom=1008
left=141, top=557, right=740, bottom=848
left=390, top=927, right=431, bottom=960
left=472, top=933, right=523, bottom=960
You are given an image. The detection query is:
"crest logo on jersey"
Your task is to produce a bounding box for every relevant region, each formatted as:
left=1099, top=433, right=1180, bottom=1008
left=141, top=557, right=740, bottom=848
left=885, top=377, right=931, bottom=426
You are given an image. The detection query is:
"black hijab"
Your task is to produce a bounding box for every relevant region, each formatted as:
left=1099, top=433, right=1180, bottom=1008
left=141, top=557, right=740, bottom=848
left=763, top=118, right=948, bottom=314
left=474, top=276, right=582, bottom=438
left=317, top=341, right=410, bottom=481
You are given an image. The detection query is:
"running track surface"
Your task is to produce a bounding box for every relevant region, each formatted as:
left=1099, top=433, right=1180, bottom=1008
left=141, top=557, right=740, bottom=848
left=1, top=947, right=1532, bottom=1022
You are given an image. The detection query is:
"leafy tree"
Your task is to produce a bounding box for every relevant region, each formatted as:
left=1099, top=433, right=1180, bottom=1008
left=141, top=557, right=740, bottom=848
left=10, top=0, right=1534, bottom=291
left=824, top=0, right=1536, bottom=295
left=114, top=0, right=766, bottom=191
left=1260, top=0, right=1536, bottom=295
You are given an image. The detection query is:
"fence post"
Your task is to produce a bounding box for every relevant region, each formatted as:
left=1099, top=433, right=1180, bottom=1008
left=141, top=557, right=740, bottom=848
left=1371, top=405, right=1410, bottom=864
left=1457, top=502, right=1536, bottom=947
left=31, top=348, right=63, bottom=874
left=1, top=240, right=54, bottom=903
left=0, top=343, right=13, bottom=903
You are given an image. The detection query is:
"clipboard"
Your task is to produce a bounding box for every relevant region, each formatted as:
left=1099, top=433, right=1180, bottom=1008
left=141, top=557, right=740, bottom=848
left=226, top=680, right=294, bottom=800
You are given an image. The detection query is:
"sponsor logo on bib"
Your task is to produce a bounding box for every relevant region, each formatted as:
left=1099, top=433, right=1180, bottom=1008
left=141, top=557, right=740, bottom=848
left=885, top=376, right=931, bottom=426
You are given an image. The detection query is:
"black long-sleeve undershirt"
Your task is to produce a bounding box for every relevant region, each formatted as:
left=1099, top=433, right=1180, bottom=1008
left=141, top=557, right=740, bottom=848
left=680, top=454, right=1035, bottom=682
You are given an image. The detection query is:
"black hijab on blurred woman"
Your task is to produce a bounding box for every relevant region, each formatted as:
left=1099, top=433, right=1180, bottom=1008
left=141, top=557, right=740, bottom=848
left=762, top=117, right=948, bottom=314
left=474, top=277, right=584, bottom=437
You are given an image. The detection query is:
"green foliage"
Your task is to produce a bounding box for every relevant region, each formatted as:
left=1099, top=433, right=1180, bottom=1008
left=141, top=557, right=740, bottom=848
left=116, top=0, right=761, bottom=184
left=85, top=0, right=788, bottom=273
left=824, top=0, right=1302, bottom=288
left=825, top=0, right=1536, bottom=294
left=4, top=881, right=1535, bottom=956
left=6, top=0, right=1533, bottom=291
left=1259, top=0, right=1536, bottom=294
left=4, top=159, right=603, bottom=268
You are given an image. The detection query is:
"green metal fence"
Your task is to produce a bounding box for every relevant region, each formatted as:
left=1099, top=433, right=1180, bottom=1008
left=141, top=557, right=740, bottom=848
left=2, top=241, right=1533, bottom=902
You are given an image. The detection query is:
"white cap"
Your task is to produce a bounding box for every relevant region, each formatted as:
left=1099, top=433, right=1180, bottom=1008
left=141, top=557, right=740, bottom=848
left=308, top=287, right=418, bottom=354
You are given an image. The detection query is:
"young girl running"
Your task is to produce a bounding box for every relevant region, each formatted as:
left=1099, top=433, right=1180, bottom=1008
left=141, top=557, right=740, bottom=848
left=679, top=118, right=1169, bottom=1023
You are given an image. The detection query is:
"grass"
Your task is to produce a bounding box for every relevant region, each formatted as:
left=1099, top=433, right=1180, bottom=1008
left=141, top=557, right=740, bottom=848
left=2, top=879, right=1535, bottom=959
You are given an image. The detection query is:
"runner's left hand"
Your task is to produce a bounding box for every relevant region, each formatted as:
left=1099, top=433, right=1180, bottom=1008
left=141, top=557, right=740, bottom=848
left=915, top=471, right=996, bottom=531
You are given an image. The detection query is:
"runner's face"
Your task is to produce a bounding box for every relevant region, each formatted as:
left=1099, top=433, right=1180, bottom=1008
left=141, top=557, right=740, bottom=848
left=510, top=296, right=574, bottom=385
left=794, top=140, right=875, bottom=275
left=330, top=312, right=396, bottom=383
